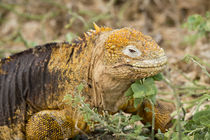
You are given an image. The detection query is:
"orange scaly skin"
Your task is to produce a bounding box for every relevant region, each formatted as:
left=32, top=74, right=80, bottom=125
left=0, top=24, right=173, bottom=139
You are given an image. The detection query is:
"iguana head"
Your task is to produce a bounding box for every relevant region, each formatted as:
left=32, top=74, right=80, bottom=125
left=88, top=24, right=167, bottom=112
left=101, top=27, right=167, bottom=80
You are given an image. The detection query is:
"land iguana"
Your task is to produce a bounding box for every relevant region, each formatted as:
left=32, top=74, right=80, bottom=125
left=0, top=24, right=174, bottom=139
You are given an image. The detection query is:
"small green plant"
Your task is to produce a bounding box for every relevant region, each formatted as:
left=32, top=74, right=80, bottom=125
left=125, top=73, right=163, bottom=108
left=63, top=83, right=148, bottom=140
left=161, top=54, right=210, bottom=140
left=183, top=55, right=210, bottom=77
left=63, top=74, right=163, bottom=139
left=181, top=56, right=210, bottom=140
left=184, top=105, right=210, bottom=139
left=125, top=73, right=163, bottom=140
left=183, top=12, right=210, bottom=45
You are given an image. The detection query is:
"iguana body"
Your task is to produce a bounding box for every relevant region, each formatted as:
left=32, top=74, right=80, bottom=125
left=0, top=24, right=173, bottom=139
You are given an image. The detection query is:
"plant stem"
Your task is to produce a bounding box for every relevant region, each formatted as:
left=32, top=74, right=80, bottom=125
left=163, top=76, right=182, bottom=140
left=149, top=99, right=155, bottom=140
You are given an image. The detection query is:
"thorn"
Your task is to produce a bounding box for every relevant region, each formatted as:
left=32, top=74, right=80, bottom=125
left=86, top=31, right=92, bottom=35
left=89, top=29, right=95, bottom=33
left=93, top=22, right=100, bottom=33
left=84, top=33, right=88, bottom=38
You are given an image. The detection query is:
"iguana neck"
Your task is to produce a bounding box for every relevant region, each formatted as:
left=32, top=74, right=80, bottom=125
left=47, top=35, right=101, bottom=106
left=83, top=31, right=133, bottom=112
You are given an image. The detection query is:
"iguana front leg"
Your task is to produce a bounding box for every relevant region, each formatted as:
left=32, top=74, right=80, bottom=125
left=26, top=100, right=173, bottom=139
left=26, top=109, right=88, bottom=139
left=121, top=99, right=174, bottom=132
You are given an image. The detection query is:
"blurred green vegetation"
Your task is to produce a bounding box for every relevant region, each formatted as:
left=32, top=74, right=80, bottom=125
left=183, top=12, right=210, bottom=45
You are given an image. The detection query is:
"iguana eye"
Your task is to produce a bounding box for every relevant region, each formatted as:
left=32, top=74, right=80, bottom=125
left=128, top=48, right=136, bottom=53
left=122, top=45, right=141, bottom=58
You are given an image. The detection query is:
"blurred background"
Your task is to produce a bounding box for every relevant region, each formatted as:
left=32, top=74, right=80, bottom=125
left=0, top=0, right=209, bottom=57
left=0, top=0, right=209, bottom=92
left=0, top=0, right=209, bottom=139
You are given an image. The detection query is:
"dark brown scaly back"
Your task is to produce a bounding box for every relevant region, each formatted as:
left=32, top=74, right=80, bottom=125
left=0, top=42, right=67, bottom=125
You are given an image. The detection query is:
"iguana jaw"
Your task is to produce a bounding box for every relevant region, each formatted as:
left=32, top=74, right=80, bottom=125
left=114, top=55, right=167, bottom=69
left=92, top=55, right=167, bottom=112
left=130, top=55, right=167, bottom=68
left=105, top=55, right=167, bottom=80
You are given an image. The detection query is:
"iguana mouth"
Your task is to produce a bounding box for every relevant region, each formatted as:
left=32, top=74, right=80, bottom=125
left=114, top=55, right=167, bottom=68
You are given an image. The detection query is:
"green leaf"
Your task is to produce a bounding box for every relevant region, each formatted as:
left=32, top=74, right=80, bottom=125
left=63, top=94, right=72, bottom=100
left=144, top=77, right=155, bottom=85
left=184, top=120, right=199, bottom=130
left=145, top=85, right=157, bottom=96
left=77, top=83, right=84, bottom=92
left=204, top=132, right=210, bottom=140
left=131, top=115, right=142, bottom=122
left=193, top=109, right=210, bottom=128
left=152, top=73, right=163, bottom=81
left=63, top=94, right=73, bottom=104
left=143, top=78, right=157, bottom=96
left=133, top=85, right=145, bottom=98
left=188, top=15, right=196, bottom=23
left=134, top=125, right=143, bottom=135
left=148, top=95, right=156, bottom=104
left=125, top=87, right=134, bottom=97
left=206, top=12, right=210, bottom=18
left=127, top=75, right=159, bottom=109
left=194, top=130, right=208, bottom=140
left=205, top=20, right=210, bottom=31
left=131, top=83, right=145, bottom=98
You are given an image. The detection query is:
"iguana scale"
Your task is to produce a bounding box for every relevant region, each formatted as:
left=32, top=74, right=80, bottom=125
left=0, top=24, right=173, bottom=139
